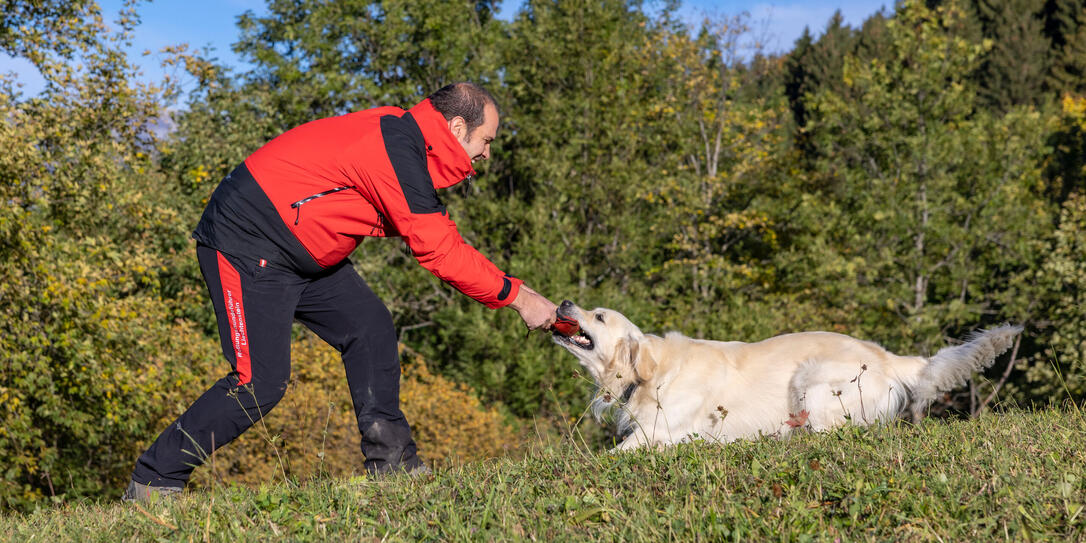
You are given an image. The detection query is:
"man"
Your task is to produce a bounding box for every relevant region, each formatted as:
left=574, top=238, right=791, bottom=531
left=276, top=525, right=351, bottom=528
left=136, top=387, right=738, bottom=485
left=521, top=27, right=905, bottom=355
left=123, top=82, right=557, bottom=501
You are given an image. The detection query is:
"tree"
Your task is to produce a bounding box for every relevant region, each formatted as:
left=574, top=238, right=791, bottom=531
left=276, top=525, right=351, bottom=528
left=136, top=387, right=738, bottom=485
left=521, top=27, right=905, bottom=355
left=1012, top=96, right=1086, bottom=404
left=633, top=12, right=798, bottom=339
left=1044, top=0, right=1086, bottom=94
left=784, top=13, right=857, bottom=142
left=969, top=0, right=1051, bottom=111
left=1022, top=192, right=1086, bottom=401
left=0, top=0, right=99, bottom=71
left=232, top=0, right=503, bottom=126
left=784, top=10, right=894, bottom=163
left=0, top=1, right=220, bottom=508
left=802, top=0, right=1053, bottom=363
left=421, top=0, right=668, bottom=416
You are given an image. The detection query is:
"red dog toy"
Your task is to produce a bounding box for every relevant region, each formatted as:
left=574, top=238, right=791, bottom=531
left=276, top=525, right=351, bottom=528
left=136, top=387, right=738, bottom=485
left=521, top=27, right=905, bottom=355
left=552, top=315, right=580, bottom=336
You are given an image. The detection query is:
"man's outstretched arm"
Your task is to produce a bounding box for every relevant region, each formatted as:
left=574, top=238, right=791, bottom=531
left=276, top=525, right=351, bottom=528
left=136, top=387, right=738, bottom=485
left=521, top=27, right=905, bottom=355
left=509, top=284, right=558, bottom=330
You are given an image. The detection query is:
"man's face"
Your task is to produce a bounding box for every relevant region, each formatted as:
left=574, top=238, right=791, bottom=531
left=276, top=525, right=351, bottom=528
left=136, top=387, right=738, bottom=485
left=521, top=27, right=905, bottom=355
left=453, top=103, right=499, bottom=163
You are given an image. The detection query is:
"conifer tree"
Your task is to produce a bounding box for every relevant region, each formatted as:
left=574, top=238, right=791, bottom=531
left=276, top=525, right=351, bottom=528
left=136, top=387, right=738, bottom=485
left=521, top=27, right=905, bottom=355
left=784, top=10, right=896, bottom=163
left=783, top=13, right=855, bottom=133
left=969, top=0, right=1051, bottom=110
left=1044, top=0, right=1086, bottom=94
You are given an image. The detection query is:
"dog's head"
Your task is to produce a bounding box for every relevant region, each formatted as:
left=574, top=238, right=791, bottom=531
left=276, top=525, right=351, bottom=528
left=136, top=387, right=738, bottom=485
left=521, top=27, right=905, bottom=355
left=552, top=300, right=657, bottom=390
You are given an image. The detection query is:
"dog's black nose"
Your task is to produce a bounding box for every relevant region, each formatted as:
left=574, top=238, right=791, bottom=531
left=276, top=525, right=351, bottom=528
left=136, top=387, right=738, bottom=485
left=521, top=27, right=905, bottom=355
left=559, top=300, right=575, bottom=311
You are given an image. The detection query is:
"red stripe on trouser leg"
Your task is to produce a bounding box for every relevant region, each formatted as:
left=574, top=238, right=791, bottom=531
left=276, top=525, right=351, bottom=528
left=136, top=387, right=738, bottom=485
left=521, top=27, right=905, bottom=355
left=216, top=252, right=252, bottom=385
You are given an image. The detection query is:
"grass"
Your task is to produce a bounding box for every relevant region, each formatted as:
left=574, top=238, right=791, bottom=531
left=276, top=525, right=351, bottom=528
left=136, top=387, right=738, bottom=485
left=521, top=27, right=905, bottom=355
left=2, top=408, right=1084, bottom=542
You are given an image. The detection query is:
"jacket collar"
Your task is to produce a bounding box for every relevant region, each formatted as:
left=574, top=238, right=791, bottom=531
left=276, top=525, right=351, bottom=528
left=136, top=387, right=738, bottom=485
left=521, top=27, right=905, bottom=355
left=408, top=98, right=476, bottom=190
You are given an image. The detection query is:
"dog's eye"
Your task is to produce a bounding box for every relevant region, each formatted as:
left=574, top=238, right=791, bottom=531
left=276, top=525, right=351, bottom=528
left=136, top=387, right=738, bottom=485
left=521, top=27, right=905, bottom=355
left=595, top=314, right=605, bottom=323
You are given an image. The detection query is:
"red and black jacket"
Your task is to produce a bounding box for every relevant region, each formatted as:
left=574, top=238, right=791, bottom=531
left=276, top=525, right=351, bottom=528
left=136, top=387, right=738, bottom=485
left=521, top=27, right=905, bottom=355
left=193, top=98, right=522, bottom=309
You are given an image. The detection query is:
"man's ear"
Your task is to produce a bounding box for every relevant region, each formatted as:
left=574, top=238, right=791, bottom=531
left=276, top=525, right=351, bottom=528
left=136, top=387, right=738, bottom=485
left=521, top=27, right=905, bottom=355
left=629, top=336, right=657, bottom=381
left=448, top=115, right=467, bottom=141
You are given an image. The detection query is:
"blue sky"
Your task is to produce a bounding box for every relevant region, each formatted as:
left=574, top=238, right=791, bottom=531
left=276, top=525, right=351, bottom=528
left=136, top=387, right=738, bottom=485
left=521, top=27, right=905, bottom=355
left=1, top=0, right=889, bottom=96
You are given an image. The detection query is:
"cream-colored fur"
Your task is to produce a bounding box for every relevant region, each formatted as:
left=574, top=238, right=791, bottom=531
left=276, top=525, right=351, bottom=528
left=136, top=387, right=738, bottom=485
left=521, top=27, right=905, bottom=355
left=553, top=302, right=1021, bottom=450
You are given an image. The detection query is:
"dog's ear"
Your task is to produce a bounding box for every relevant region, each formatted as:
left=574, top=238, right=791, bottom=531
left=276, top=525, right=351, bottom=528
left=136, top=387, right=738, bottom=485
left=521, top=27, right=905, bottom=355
left=629, top=336, right=657, bottom=381
left=610, top=337, right=631, bottom=371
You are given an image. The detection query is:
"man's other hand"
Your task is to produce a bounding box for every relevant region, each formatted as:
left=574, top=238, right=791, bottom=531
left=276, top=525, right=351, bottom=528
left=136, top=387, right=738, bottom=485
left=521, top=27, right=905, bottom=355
left=509, top=285, right=558, bottom=330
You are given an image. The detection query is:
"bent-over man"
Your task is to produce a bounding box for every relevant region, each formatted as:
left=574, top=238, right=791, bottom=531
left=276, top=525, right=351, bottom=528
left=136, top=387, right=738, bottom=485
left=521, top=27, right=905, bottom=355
left=123, top=82, right=557, bottom=501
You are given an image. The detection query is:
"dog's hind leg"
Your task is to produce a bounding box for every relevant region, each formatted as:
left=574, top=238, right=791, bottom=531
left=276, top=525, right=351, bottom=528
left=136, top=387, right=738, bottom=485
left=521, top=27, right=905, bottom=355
left=799, top=382, right=854, bottom=430
left=791, top=359, right=911, bottom=430
left=787, top=360, right=821, bottom=425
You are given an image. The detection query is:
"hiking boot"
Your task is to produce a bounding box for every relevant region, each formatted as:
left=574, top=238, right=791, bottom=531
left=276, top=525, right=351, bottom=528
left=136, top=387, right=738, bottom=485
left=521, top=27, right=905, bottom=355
left=121, top=479, right=184, bottom=503
left=359, top=419, right=430, bottom=479
left=403, top=462, right=432, bottom=478
left=367, top=457, right=432, bottom=480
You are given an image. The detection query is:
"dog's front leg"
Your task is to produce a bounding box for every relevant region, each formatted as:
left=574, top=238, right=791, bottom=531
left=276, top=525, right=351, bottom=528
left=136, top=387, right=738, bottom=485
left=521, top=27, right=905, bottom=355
left=610, top=432, right=648, bottom=453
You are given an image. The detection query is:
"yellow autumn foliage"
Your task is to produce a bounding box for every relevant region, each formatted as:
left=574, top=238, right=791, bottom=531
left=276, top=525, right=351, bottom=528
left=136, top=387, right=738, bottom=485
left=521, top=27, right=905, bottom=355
left=1062, top=94, right=1086, bottom=131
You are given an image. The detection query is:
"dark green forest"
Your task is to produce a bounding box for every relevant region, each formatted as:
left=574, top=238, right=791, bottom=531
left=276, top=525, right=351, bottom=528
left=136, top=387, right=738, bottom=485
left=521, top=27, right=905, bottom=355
left=1, top=0, right=1084, bottom=509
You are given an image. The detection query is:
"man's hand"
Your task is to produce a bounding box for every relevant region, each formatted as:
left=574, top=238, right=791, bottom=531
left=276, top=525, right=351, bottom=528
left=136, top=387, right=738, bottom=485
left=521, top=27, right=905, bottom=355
left=509, top=284, right=558, bottom=330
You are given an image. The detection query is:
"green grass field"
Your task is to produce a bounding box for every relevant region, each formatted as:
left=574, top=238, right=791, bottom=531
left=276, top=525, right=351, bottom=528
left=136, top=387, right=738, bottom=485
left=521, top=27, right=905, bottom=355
left=3, top=408, right=1084, bottom=542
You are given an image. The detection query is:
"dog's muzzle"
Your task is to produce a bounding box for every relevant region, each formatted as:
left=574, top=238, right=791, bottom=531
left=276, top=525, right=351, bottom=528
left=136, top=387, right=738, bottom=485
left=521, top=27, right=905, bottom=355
left=554, top=300, right=594, bottom=349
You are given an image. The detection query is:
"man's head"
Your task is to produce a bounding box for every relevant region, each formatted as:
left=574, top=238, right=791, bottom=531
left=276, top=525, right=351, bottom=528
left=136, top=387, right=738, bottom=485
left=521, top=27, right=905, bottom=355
left=429, top=82, right=499, bottom=163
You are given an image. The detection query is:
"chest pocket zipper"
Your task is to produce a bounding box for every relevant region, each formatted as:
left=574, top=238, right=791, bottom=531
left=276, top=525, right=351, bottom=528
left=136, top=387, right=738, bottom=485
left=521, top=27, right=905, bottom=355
left=291, top=186, right=352, bottom=225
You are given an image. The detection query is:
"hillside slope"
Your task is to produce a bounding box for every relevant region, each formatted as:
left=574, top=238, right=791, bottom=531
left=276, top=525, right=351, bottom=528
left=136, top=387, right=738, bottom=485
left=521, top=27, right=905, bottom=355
left=4, top=409, right=1084, bottom=541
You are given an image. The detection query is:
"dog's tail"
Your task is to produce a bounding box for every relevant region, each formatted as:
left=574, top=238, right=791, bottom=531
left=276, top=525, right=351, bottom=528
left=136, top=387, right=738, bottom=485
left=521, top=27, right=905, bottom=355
left=909, top=324, right=1023, bottom=419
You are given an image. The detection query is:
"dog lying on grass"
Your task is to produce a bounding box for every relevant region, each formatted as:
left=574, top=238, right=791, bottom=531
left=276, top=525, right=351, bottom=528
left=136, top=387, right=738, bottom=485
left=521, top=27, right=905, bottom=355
left=552, top=300, right=1021, bottom=450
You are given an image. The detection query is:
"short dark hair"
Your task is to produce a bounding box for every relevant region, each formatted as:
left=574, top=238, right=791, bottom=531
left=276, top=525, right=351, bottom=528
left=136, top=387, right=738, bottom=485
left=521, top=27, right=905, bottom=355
left=428, top=82, right=498, bottom=132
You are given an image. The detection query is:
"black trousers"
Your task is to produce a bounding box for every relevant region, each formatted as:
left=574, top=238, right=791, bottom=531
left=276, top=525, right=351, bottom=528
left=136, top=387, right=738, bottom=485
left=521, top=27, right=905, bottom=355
left=131, top=244, right=420, bottom=487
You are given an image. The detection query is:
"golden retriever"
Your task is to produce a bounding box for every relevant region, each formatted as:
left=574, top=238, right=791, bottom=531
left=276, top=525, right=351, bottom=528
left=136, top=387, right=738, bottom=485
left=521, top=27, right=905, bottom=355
left=552, top=300, right=1021, bottom=450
